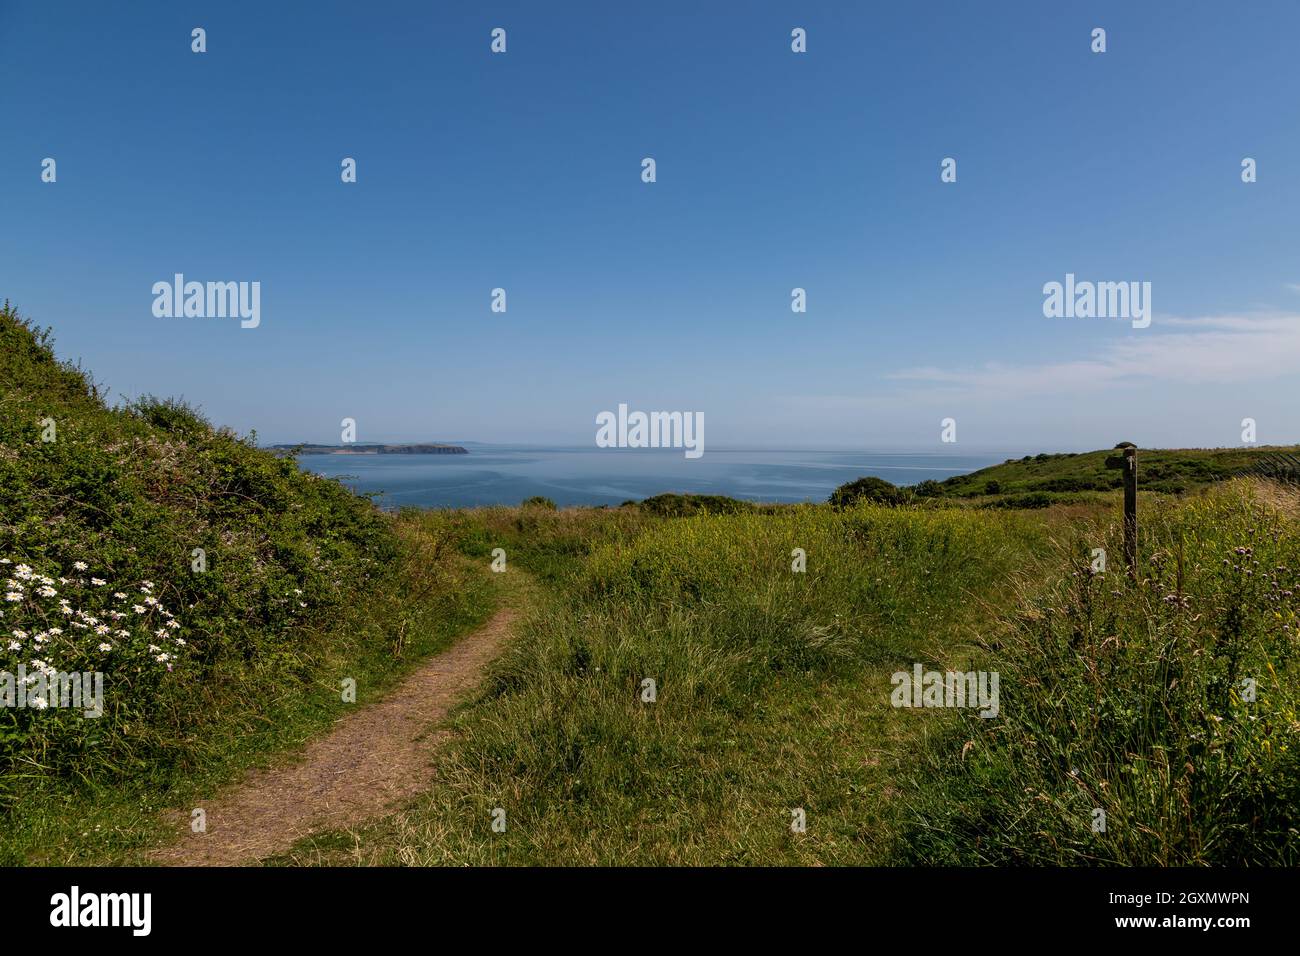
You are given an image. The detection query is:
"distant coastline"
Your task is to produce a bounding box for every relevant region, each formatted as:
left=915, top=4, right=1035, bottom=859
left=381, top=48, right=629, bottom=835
left=270, top=443, right=468, bottom=455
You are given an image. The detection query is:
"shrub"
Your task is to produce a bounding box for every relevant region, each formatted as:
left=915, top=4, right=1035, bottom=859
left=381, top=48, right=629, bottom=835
left=829, top=476, right=909, bottom=508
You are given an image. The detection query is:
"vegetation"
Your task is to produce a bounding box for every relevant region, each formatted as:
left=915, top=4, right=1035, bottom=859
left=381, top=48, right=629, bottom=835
left=933, top=446, right=1297, bottom=499
left=0, top=304, right=493, bottom=862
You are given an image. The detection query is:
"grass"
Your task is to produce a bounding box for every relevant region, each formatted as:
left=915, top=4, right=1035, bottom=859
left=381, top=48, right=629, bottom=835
left=274, top=502, right=1068, bottom=865
left=275, top=482, right=1300, bottom=867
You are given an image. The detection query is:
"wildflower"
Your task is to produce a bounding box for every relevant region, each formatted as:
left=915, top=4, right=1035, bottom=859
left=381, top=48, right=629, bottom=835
left=155, top=628, right=168, bottom=639
left=6, top=641, right=19, bottom=651
left=3, top=593, right=20, bottom=603
left=47, top=628, right=62, bottom=636
left=113, top=592, right=127, bottom=600
left=72, top=561, right=88, bottom=571
left=29, top=695, right=48, bottom=710
left=94, top=625, right=110, bottom=636
left=11, top=630, right=27, bottom=640
left=98, top=643, right=113, bottom=652
left=91, top=578, right=106, bottom=586
left=131, top=605, right=146, bottom=614
left=36, top=585, right=57, bottom=598
left=144, top=596, right=158, bottom=607
left=155, top=653, right=171, bottom=663
left=148, top=644, right=160, bottom=653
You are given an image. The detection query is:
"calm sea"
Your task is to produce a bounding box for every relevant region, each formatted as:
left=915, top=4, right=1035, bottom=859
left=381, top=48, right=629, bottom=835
left=293, top=446, right=998, bottom=509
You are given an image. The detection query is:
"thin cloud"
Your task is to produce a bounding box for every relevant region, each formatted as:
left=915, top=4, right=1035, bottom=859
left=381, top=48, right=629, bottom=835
left=890, top=312, right=1300, bottom=395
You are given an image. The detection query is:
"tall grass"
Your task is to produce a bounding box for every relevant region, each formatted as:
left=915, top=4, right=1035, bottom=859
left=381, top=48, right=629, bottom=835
left=897, top=481, right=1300, bottom=865
left=277, top=503, right=1053, bottom=865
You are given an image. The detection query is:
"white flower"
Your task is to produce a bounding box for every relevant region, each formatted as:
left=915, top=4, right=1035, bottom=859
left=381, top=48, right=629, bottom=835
left=97, top=643, right=113, bottom=652
left=113, top=592, right=127, bottom=600
left=94, top=625, right=110, bottom=636
left=131, top=605, right=146, bottom=614
left=144, top=596, right=158, bottom=607
left=166, top=619, right=180, bottom=630
left=72, top=561, right=88, bottom=571
left=59, top=605, right=74, bottom=616
left=91, top=578, right=106, bottom=586
left=6, top=641, right=19, bottom=651
left=36, top=585, right=57, bottom=598
left=155, top=628, right=169, bottom=639
left=11, top=630, right=27, bottom=640
left=174, top=638, right=187, bottom=646
left=155, top=653, right=171, bottom=663
left=46, top=627, right=62, bottom=636
left=29, top=695, right=48, bottom=710
left=148, top=644, right=160, bottom=653
left=3, top=593, right=21, bottom=603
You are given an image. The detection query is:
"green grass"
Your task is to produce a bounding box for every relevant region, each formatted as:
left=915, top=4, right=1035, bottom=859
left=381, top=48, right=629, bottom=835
left=275, top=502, right=1065, bottom=865
left=896, top=481, right=1300, bottom=865
left=276, top=482, right=1300, bottom=867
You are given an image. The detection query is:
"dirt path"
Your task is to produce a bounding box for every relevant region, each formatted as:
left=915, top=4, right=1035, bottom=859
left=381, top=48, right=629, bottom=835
left=151, top=608, right=517, bottom=866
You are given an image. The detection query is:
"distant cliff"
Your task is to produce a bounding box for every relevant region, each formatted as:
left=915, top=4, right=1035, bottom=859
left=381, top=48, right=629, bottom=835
left=270, top=443, right=468, bottom=455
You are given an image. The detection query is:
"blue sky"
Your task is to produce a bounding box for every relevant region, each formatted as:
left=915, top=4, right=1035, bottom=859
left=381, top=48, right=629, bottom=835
left=2, top=0, right=1298, bottom=451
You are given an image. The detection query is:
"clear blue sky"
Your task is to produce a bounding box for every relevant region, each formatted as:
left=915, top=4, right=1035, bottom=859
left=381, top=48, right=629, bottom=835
left=3, top=0, right=1298, bottom=451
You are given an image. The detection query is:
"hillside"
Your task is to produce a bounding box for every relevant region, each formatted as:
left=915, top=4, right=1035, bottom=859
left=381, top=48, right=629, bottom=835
left=933, top=445, right=1299, bottom=500
left=0, top=303, right=492, bottom=861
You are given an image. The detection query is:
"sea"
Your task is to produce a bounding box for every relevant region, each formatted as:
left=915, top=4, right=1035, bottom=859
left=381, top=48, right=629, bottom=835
left=293, top=446, right=999, bottom=509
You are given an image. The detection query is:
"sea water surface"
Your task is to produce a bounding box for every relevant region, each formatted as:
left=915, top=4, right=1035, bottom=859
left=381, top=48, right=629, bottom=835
left=294, top=446, right=999, bottom=509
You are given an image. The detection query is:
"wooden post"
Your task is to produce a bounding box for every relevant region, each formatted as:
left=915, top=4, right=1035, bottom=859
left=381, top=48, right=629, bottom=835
left=1123, top=446, right=1137, bottom=577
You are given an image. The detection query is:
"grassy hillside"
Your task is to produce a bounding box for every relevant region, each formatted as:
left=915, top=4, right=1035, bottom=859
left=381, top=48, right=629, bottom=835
left=0, top=304, right=493, bottom=862
left=936, top=445, right=1298, bottom=499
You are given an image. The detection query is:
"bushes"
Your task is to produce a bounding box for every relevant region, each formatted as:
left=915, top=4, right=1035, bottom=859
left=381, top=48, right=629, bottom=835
left=829, top=476, right=909, bottom=508
left=0, top=303, right=397, bottom=791
left=638, top=493, right=754, bottom=517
